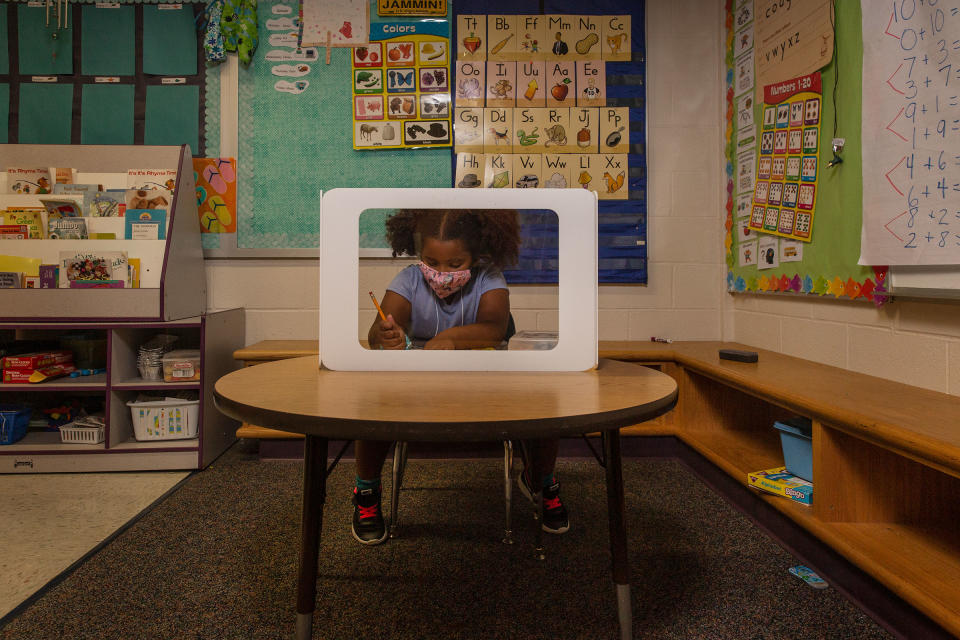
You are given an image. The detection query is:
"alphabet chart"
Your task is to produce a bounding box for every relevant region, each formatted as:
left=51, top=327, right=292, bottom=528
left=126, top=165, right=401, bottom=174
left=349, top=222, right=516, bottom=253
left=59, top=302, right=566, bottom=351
left=749, top=72, right=822, bottom=242
left=351, top=21, right=452, bottom=150
left=452, top=14, right=631, bottom=199
left=861, top=0, right=960, bottom=265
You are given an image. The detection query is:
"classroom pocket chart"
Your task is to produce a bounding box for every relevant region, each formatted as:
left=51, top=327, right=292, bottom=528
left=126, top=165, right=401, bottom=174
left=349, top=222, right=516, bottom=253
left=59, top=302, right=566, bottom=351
left=860, top=1, right=960, bottom=265
left=750, top=72, right=822, bottom=242
left=352, top=21, right=451, bottom=150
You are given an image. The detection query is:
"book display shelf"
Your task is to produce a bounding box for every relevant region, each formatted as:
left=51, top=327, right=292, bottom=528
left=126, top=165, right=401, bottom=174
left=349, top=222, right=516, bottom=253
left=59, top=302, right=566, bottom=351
left=0, top=145, right=243, bottom=472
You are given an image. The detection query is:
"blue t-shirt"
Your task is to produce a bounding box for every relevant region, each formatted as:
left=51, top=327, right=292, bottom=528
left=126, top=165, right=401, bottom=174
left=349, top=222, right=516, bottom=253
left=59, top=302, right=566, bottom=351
left=386, top=265, right=508, bottom=341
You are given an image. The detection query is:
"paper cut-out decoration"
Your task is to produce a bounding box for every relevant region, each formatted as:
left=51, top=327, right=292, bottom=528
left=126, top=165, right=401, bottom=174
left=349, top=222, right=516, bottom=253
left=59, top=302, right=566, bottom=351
left=194, top=158, right=237, bottom=233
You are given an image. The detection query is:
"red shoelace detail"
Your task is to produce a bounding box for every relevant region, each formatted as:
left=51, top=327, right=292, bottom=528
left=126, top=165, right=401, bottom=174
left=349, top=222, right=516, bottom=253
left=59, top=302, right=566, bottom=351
left=544, top=496, right=562, bottom=510
left=357, top=503, right=379, bottom=519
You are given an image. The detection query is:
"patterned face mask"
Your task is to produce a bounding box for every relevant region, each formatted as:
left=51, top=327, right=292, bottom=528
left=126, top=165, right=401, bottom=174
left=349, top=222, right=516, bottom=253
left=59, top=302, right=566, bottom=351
left=418, top=262, right=472, bottom=299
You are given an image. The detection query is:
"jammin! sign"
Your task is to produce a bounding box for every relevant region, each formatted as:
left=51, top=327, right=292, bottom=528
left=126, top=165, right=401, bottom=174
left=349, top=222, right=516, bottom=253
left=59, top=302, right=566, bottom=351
left=377, top=0, right=446, bottom=17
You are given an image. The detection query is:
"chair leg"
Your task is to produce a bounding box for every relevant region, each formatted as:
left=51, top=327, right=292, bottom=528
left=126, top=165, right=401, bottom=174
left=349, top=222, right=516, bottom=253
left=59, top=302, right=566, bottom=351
left=502, top=440, right=514, bottom=544
left=517, top=440, right=545, bottom=560
left=390, top=441, right=408, bottom=538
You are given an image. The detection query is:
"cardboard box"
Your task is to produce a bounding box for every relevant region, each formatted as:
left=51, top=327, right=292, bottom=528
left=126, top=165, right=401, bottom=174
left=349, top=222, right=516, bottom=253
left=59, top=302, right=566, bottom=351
left=2, top=350, right=74, bottom=370
left=747, top=466, right=812, bottom=505
left=3, top=363, right=76, bottom=383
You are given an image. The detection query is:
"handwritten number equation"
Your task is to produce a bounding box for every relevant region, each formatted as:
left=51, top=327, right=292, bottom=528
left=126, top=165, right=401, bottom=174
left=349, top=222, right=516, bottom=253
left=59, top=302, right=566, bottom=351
left=884, top=1, right=960, bottom=249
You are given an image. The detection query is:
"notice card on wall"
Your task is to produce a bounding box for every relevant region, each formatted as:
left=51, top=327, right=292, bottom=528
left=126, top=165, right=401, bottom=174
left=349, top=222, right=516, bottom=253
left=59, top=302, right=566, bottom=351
left=749, top=72, right=822, bottom=243
left=860, top=1, right=960, bottom=265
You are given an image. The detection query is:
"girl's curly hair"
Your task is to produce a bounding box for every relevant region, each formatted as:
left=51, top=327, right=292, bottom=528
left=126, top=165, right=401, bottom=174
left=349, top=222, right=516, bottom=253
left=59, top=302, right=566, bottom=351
left=385, top=209, right=520, bottom=269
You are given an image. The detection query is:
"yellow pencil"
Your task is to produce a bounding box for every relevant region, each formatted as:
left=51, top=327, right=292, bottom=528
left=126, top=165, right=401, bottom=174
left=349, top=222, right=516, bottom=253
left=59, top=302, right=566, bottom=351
left=369, top=291, right=388, bottom=321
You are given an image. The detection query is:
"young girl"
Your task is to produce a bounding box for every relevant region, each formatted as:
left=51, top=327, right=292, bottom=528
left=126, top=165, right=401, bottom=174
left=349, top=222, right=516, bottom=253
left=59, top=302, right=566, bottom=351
left=353, top=208, right=569, bottom=544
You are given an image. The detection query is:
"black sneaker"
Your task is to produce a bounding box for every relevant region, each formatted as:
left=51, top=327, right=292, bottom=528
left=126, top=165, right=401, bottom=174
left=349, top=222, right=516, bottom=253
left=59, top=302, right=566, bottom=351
left=518, top=472, right=570, bottom=534
left=352, top=486, right=388, bottom=545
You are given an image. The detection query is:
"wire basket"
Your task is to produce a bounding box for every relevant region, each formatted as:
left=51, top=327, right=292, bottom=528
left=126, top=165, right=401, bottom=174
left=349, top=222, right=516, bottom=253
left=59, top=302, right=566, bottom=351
left=60, top=423, right=105, bottom=445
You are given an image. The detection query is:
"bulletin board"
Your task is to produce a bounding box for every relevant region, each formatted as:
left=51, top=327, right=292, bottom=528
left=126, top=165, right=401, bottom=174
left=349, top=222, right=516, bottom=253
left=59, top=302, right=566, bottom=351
left=202, top=0, right=453, bottom=254
left=725, top=0, right=887, bottom=302
left=208, top=0, right=647, bottom=286
left=0, top=0, right=211, bottom=154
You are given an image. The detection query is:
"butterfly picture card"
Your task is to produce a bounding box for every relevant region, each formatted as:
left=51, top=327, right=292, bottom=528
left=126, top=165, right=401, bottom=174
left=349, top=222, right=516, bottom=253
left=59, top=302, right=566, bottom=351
left=386, top=68, right=416, bottom=93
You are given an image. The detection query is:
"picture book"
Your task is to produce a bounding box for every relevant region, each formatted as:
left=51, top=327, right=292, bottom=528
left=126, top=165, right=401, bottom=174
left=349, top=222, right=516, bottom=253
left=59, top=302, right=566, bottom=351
left=54, top=168, right=78, bottom=185
left=23, top=276, right=39, bottom=288
left=3, top=209, right=45, bottom=238
left=54, top=183, right=101, bottom=216
left=68, top=280, right=125, bottom=288
left=128, top=258, right=141, bottom=289
left=0, top=272, right=23, bottom=288
left=59, top=251, right=128, bottom=288
left=48, top=218, right=89, bottom=240
left=53, top=183, right=102, bottom=195
left=746, top=467, right=812, bottom=505
left=125, top=189, right=171, bottom=213
left=38, top=264, right=59, bottom=288
left=126, top=169, right=177, bottom=192
left=40, top=197, right=83, bottom=218
left=0, top=224, right=30, bottom=239
left=6, top=167, right=52, bottom=194
left=124, top=209, right=167, bottom=240
left=89, top=191, right=125, bottom=217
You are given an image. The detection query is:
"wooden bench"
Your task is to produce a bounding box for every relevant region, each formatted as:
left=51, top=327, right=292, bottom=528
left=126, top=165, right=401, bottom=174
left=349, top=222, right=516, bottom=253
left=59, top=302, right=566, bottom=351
left=233, top=339, right=960, bottom=635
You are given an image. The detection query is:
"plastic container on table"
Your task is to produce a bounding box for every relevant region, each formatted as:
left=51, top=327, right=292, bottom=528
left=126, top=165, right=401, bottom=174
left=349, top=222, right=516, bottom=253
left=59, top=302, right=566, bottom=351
left=507, top=330, right=559, bottom=351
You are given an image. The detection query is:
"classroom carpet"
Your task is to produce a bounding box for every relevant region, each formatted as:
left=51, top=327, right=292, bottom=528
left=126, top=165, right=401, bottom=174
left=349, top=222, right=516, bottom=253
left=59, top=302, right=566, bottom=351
left=0, top=441, right=891, bottom=640
left=0, top=471, right=189, bottom=622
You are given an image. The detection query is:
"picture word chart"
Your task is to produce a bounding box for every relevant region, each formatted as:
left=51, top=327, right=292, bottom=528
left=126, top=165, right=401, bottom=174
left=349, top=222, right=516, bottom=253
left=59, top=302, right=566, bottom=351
left=352, top=21, right=452, bottom=150
left=453, top=14, right=631, bottom=199
left=861, top=0, right=960, bottom=264
left=749, top=72, right=822, bottom=242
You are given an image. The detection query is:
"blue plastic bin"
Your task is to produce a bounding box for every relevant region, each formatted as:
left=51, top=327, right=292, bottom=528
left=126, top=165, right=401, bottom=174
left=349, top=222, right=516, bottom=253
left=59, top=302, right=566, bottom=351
left=773, top=417, right=812, bottom=482
left=0, top=405, right=31, bottom=445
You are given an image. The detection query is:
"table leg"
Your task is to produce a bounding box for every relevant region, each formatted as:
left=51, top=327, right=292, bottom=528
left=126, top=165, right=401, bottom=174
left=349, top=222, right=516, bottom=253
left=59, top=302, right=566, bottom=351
left=603, top=429, right=632, bottom=640
left=296, top=435, right=328, bottom=640
left=502, top=440, right=514, bottom=544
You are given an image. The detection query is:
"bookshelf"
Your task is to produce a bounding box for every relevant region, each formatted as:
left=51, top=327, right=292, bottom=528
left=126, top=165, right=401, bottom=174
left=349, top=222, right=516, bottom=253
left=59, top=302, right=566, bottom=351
left=0, top=144, right=205, bottom=321
left=0, top=144, right=243, bottom=471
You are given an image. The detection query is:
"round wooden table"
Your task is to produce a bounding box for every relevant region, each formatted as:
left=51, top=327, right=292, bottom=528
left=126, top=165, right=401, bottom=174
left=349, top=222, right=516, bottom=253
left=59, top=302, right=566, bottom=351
left=214, top=356, right=678, bottom=640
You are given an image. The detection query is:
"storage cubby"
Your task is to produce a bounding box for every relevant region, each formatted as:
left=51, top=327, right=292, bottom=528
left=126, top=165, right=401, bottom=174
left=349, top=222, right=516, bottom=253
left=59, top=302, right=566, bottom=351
left=606, top=340, right=960, bottom=636
left=0, top=144, right=243, bottom=472
left=677, top=369, right=797, bottom=479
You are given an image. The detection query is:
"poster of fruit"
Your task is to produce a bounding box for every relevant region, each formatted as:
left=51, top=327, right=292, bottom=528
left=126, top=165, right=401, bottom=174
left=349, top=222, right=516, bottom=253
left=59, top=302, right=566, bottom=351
left=352, top=18, right=452, bottom=150
left=300, top=0, right=369, bottom=46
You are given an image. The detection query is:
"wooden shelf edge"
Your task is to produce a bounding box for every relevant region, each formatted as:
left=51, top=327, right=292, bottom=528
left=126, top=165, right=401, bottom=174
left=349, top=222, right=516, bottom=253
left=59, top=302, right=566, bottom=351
left=236, top=425, right=304, bottom=439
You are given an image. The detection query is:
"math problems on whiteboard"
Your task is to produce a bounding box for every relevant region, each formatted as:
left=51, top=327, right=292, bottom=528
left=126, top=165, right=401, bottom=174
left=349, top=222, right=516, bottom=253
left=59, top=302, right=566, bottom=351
left=860, top=0, right=960, bottom=265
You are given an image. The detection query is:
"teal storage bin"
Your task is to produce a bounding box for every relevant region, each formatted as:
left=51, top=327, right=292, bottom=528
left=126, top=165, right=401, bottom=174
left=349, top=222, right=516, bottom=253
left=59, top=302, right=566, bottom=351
left=773, top=417, right=812, bottom=482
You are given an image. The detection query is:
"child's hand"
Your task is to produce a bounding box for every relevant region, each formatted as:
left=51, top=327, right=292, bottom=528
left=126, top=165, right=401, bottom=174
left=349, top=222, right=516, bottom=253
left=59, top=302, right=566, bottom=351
left=424, top=337, right=456, bottom=350
left=376, top=314, right=407, bottom=350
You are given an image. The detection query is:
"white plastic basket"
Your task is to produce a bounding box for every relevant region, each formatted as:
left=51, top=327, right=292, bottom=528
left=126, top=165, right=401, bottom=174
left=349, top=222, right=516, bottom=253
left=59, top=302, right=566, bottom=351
left=127, top=398, right=200, bottom=441
left=60, top=423, right=105, bottom=444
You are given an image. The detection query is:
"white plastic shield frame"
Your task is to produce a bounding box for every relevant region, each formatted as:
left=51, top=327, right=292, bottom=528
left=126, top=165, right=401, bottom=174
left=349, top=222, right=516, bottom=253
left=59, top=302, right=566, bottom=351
left=319, top=188, right=598, bottom=371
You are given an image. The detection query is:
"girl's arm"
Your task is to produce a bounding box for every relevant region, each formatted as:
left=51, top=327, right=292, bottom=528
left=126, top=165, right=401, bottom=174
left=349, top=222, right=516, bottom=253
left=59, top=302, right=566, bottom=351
left=367, top=291, right=412, bottom=349
left=425, top=288, right=510, bottom=350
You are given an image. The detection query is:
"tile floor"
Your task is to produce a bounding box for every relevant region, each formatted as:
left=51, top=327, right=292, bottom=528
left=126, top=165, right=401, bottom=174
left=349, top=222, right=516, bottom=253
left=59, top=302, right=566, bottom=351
left=0, top=471, right=189, bottom=620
